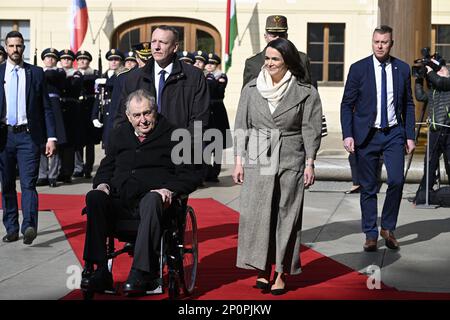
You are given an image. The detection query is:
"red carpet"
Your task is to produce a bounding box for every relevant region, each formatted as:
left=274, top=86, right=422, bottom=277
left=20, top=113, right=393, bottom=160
left=6, top=193, right=450, bottom=300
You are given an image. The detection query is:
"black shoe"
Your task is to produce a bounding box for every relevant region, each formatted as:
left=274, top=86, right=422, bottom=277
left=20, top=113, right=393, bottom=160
left=123, top=268, right=159, bottom=295
left=48, top=179, right=57, bottom=188
left=36, top=178, right=49, bottom=186
left=23, top=227, right=37, bottom=245
left=81, top=268, right=113, bottom=293
left=72, top=171, right=84, bottom=178
left=255, top=280, right=270, bottom=290
left=2, top=232, right=19, bottom=243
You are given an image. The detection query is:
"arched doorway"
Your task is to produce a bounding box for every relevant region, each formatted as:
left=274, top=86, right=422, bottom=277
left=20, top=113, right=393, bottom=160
left=112, top=17, right=221, bottom=58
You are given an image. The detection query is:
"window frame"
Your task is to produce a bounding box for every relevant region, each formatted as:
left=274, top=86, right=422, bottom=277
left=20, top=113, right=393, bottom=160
left=307, top=22, right=345, bottom=86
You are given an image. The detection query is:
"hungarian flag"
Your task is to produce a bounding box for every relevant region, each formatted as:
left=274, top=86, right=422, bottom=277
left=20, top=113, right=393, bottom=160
left=70, top=0, right=89, bottom=53
left=225, top=0, right=237, bottom=73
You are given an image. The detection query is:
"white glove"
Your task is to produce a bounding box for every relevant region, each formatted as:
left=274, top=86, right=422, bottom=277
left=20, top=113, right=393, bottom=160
left=93, top=119, right=103, bottom=128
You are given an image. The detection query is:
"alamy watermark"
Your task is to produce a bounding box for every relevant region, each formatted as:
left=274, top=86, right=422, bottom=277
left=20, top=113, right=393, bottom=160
left=171, top=121, right=282, bottom=175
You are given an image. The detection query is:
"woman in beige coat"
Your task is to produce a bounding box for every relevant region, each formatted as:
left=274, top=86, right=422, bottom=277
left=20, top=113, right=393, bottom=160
left=232, top=38, right=323, bottom=295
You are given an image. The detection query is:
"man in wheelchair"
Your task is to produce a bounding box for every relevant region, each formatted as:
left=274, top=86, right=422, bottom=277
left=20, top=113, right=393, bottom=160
left=81, top=89, right=200, bottom=295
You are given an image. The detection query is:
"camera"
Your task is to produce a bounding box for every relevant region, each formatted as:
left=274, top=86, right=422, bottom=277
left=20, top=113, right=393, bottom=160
left=412, top=47, right=446, bottom=78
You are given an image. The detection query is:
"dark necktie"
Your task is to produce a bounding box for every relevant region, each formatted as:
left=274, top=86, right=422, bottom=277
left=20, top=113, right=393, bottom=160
left=8, top=66, right=19, bottom=126
left=158, top=70, right=166, bottom=113
left=380, top=62, right=388, bottom=129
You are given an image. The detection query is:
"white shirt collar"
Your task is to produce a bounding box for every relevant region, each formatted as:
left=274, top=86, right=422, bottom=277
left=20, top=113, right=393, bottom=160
left=6, top=59, right=24, bottom=72
left=372, top=55, right=391, bottom=67
left=154, top=61, right=173, bottom=76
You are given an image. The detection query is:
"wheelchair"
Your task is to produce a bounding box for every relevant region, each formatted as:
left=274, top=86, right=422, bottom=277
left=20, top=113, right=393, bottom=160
left=81, top=194, right=198, bottom=300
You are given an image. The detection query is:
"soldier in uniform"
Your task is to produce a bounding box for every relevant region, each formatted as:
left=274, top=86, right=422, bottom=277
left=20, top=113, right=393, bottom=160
left=204, top=53, right=231, bottom=182
left=124, top=51, right=138, bottom=70
left=242, top=15, right=313, bottom=88
left=193, top=50, right=208, bottom=71
left=92, top=48, right=124, bottom=152
left=73, top=50, right=100, bottom=179
left=177, top=50, right=195, bottom=65
left=36, top=48, right=67, bottom=187
left=0, top=45, right=6, bottom=64
left=58, top=49, right=82, bottom=183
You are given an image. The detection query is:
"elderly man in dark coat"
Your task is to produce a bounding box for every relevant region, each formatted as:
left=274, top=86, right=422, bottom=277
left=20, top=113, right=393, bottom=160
left=81, top=89, right=200, bottom=295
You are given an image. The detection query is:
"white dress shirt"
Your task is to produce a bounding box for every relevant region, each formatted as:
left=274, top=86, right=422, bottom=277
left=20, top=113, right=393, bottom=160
left=4, top=60, right=27, bottom=125
left=154, top=62, right=173, bottom=103
left=372, top=55, right=398, bottom=128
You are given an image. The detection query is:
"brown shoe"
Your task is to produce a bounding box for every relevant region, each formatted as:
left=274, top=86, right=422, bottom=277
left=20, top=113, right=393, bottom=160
left=380, top=229, right=399, bottom=250
left=363, top=239, right=378, bottom=252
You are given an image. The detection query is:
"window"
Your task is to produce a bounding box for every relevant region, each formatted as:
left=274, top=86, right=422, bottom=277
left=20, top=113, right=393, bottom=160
left=432, top=25, right=450, bottom=65
left=112, top=17, right=221, bottom=61
left=307, top=23, right=345, bottom=84
left=1, top=20, right=30, bottom=62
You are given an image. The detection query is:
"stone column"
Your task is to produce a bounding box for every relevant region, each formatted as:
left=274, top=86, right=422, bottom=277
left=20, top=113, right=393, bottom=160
left=378, top=0, right=431, bottom=149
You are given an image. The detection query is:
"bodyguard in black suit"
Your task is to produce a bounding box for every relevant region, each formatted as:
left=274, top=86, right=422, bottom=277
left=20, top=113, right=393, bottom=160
left=242, top=15, right=313, bottom=88
left=0, top=31, right=56, bottom=244
left=82, top=89, right=199, bottom=295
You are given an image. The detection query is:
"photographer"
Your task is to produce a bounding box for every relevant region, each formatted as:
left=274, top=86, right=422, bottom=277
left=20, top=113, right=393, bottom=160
left=412, top=57, right=450, bottom=203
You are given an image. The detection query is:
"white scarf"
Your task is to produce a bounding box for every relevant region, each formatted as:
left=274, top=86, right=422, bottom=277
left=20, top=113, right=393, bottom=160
left=256, top=68, right=294, bottom=111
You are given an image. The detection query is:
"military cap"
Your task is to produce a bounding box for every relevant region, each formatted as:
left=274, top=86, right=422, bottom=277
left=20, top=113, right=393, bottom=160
left=124, top=51, right=137, bottom=62
left=0, top=45, right=7, bottom=58
left=207, top=53, right=221, bottom=65
left=194, top=50, right=208, bottom=62
left=59, top=49, right=75, bottom=60
left=177, top=50, right=195, bottom=64
left=132, top=42, right=152, bottom=61
left=105, top=48, right=124, bottom=61
left=75, top=50, right=92, bottom=61
left=265, top=15, right=288, bottom=33
left=41, top=48, right=59, bottom=60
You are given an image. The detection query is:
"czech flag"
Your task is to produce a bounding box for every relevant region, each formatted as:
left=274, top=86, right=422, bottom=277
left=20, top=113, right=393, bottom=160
left=70, top=0, right=89, bottom=53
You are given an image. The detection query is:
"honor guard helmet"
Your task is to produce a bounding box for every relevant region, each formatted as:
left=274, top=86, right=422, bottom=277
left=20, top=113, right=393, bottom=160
left=41, top=48, right=59, bottom=61
left=177, top=51, right=195, bottom=64
left=124, top=51, right=137, bottom=62
left=75, top=50, right=93, bottom=61
left=132, top=42, right=152, bottom=62
left=194, top=50, right=208, bottom=62
left=265, top=15, right=288, bottom=33
left=105, top=48, right=124, bottom=61
left=207, top=53, right=221, bottom=65
left=59, top=49, right=76, bottom=60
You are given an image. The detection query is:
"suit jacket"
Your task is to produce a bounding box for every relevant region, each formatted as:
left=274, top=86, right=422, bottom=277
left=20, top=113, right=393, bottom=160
left=94, top=115, right=200, bottom=208
left=0, top=62, right=56, bottom=148
left=114, top=57, right=210, bottom=134
left=340, top=55, right=415, bottom=146
left=242, top=50, right=312, bottom=88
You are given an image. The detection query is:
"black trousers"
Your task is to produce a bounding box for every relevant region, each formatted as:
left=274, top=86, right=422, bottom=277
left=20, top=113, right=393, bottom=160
left=83, top=190, right=164, bottom=273
left=417, top=127, right=450, bottom=195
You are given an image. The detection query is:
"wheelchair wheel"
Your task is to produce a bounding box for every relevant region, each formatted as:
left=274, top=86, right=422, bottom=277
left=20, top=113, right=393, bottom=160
left=179, top=206, right=198, bottom=296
